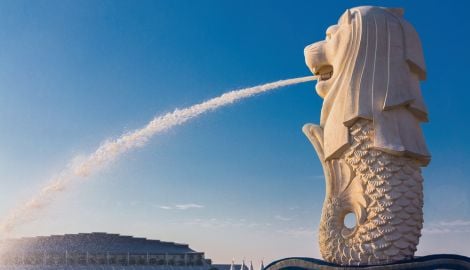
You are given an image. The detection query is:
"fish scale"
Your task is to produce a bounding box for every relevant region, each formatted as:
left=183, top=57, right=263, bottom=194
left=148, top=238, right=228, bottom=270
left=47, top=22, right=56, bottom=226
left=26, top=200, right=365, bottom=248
left=317, top=119, right=423, bottom=265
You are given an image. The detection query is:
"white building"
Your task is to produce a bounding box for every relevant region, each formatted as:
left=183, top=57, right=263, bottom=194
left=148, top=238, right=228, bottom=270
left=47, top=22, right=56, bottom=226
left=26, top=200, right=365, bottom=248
left=0, top=232, right=212, bottom=269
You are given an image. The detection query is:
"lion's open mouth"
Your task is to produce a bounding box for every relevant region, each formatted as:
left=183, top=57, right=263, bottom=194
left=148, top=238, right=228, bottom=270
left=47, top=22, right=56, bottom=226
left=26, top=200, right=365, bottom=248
left=315, top=65, right=334, bottom=81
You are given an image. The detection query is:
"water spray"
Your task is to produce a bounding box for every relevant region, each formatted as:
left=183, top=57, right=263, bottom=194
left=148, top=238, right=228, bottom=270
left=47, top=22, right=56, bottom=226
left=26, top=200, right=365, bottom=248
left=0, top=75, right=317, bottom=237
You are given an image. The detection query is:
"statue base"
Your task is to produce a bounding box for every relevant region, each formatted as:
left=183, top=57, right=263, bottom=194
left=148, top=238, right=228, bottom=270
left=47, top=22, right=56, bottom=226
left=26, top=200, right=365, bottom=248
left=264, top=254, right=470, bottom=270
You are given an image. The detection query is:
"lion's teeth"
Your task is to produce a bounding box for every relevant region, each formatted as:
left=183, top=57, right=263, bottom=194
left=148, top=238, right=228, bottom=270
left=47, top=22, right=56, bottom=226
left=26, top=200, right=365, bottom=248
left=320, top=72, right=332, bottom=80
left=318, top=70, right=333, bottom=81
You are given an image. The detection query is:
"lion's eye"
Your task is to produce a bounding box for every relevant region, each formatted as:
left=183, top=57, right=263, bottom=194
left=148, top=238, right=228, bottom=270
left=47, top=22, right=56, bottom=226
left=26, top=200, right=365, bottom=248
left=325, top=25, right=338, bottom=41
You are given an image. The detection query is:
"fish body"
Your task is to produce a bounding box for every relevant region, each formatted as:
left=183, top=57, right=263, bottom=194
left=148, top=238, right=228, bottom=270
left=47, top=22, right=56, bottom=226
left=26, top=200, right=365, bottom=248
left=304, top=119, right=423, bottom=265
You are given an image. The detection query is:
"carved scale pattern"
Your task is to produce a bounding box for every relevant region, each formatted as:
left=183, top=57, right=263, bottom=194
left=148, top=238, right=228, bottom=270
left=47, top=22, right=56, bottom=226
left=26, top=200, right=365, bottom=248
left=318, top=119, right=423, bottom=265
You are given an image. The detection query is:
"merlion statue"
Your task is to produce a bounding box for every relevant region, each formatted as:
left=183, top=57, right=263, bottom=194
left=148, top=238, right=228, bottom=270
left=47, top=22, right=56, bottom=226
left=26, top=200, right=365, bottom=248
left=303, top=6, right=430, bottom=265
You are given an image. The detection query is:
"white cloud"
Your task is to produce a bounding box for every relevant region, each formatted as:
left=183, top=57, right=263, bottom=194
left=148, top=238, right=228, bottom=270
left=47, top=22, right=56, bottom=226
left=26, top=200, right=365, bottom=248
left=422, top=219, right=470, bottom=234
left=274, top=215, right=292, bottom=221
left=157, top=203, right=204, bottom=210
left=174, top=203, right=204, bottom=210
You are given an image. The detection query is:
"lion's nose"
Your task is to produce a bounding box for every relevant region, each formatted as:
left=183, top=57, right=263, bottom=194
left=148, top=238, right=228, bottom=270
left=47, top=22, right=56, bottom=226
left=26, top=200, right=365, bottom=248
left=304, top=41, right=328, bottom=74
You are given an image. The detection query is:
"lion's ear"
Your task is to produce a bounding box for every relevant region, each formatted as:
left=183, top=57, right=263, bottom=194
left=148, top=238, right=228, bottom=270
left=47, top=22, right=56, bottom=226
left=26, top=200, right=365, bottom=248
left=386, top=8, right=404, bottom=17
left=401, top=19, right=427, bottom=80
left=340, top=9, right=353, bottom=25
left=345, top=9, right=352, bottom=24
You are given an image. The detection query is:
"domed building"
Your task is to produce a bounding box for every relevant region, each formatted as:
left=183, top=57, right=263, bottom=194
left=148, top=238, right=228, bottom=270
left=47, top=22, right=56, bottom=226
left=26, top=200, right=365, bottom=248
left=0, top=232, right=218, bottom=269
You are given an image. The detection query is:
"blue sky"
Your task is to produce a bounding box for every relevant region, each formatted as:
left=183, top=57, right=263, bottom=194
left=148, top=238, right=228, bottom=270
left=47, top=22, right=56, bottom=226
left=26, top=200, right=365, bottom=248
left=0, top=0, right=469, bottom=263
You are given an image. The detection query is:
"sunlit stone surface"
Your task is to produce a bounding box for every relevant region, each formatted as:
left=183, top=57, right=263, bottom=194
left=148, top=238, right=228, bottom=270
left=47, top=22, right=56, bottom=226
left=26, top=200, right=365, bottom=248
left=303, top=6, right=430, bottom=265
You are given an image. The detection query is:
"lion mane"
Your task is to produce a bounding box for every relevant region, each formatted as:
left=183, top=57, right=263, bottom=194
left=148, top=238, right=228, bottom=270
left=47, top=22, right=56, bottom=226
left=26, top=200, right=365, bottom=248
left=318, top=6, right=430, bottom=166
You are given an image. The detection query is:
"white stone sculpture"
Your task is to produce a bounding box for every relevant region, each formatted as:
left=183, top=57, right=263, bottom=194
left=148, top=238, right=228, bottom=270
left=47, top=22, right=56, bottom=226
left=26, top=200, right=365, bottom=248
left=302, top=6, right=430, bottom=265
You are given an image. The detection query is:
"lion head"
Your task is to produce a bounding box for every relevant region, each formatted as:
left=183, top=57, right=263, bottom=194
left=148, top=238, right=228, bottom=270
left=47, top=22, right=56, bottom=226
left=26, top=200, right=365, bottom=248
left=304, top=6, right=430, bottom=166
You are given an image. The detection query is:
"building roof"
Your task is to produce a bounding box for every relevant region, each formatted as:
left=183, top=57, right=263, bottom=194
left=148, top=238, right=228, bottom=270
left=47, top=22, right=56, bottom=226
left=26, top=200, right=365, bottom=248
left=0, top=232, right=196, bottom=254
left=0, top=267, right=211, bottom=270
